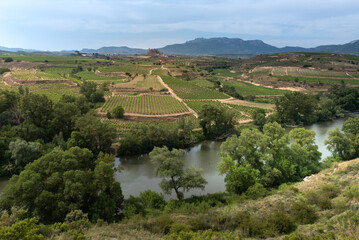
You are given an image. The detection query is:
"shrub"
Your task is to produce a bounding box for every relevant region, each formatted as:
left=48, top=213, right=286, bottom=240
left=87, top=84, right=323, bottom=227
left=4, top=57, right=13, bottom=63
left=245, top=183, right=268, bottom=199
left=290, top=201, right=317, bottom=224
left=0, top=68, right=10, bottom=74
left=150, top=214, right=173, bottom=234
left=169, top=223, right=191, bottom=234
left=138, top=190, right=166, bottom=209
left=343, top=185, right=359, bottom=201
left=267, top=211, right=295, bottom=234
left=123, top=196, right=146, bottom=219
left=111, top=105, right=125, bottom=119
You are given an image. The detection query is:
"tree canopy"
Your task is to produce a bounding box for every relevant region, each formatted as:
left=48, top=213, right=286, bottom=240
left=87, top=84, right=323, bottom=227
left=149, top=146, right=207, bottom=200
left=218, top=122, right=321, bottom=194
left=0, top=147, right=123, bottom=223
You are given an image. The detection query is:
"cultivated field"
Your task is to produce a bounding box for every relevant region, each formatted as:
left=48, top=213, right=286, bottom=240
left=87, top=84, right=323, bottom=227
left=101, top=94, right=189, bottom=115
left=162, top=76, right=229, bottom=100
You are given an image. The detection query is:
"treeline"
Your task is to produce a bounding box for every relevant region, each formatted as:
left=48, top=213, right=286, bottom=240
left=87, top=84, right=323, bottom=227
left=0, top=82, right=109, bottom=176
left=272, top=85, right=359, bottom=125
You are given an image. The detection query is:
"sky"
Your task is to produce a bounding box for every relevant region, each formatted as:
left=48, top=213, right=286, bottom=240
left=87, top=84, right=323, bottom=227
left=0, top=0, right=359, bottom=51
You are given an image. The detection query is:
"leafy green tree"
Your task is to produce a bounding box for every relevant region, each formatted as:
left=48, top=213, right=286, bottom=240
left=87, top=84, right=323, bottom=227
left=51, top=102, right=80, bottom=139
left=219, top=122, right=321, bottom=194
left=325, top=117, right=359, bottom=160
left=79, top=81, right=104, bottom=103
left=67, top=115, right=117, bottom=155
left=199, top=104, right=235, bottom=139
left=251, top=108, right=266, bottom=130
left=149, top=146, right=207, bottom=200
left=111, top=105, right=125, bottom=119
left=342, top=117, right=359, bottom=135
left=8, top=139, right=41, bottom=173
left=275, top=92, right=317, bottom=125
left=0, top=147, right=123, bottom=223
left=18, top=94, right=53, bottom=130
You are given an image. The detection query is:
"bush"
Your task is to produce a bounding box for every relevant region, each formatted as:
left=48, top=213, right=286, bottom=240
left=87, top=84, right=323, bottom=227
left=111, top=105, right=125, bottom=119
left=267, top=211, right=295, bottom=234
left=169, top=223, right=191, bottom=234
left=245, top=183, right=267, bottom=199
left=149, top=214, right=173, bottom=234
left=290, top=201, right=317, bottom=224
left=0, top=68, right=10, bottom=74
left=4, top=57, right=13, bottom=63
left=138, top=190, right=166, bottom=209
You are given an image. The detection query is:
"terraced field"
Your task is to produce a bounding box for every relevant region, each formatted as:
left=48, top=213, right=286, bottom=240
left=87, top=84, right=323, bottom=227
left=162, top=76, right=228, bottom=100
left=222, top=81, right=287, bottom=97
left=99, top=65, right=153, bottom=75
left=275, top=76, right=359, bottom=84
left=191, top=80, right=215, bottom=88
left=251, top=66, right=359, bottom=78
left=75, top=71, right=124, bottom=81
left=101, top=94, right=189, bottom=115
left=12, top=70, right=66, bottom=80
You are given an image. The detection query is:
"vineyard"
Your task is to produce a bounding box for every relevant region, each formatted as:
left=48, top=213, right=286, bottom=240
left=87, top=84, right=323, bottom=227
left=99, top=64, right=153, bottom=75
left=251, top=66, right=359, bottom=78
left=101, top=94, right=189, bottom=115
left=222, top=81, right=287, bottom=96
left=162, top=76, right=228, bottom=99
left=12, top=70, right=66, bottom=80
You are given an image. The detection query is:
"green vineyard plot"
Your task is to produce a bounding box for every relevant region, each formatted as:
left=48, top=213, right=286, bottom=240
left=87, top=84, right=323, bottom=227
left=162, top=76, right=228, bottom=99
left=101, top=94, right=190, bottom=115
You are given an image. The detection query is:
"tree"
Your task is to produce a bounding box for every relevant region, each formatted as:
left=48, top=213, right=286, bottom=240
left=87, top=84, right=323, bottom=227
left=219, top=122, right=321, bottom=194
left=251, top=108, right=266, bottom=130
left=18, top=94, right=53, bottom=130
left=8, top=139, right=41, bottom=173
left=0, top=147, right=123, bottom=223
left=51, top=101, right=80, bottom=139
left=67, top=115, right=117, bottom=155
left=111, top=105, right=125, bottom=119
left=325, top=117, right=359, bottom=161
left=79, top=81, right=104, bottom=103
left=199, top=104, right=235, bottom=139
left=149, top=146, right=207, bottom=200
left=275, top=92, right=317, bottom=125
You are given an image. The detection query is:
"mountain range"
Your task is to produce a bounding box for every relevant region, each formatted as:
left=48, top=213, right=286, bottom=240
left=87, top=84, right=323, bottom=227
left=1, top=38, right=359, bottom=56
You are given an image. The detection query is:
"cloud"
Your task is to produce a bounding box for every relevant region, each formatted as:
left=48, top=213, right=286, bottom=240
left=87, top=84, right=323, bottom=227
left=0, top=0, right=359, bottom=49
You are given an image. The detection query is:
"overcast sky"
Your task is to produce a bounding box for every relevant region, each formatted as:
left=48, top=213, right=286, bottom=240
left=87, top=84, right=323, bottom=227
left=1, top=0, right=358, bottom=51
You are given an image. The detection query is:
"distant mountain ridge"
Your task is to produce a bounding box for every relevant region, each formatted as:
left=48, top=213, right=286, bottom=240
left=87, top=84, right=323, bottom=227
left=1, top=38, right=359, bottom=56
left=81, top=46, right=146, bottom=55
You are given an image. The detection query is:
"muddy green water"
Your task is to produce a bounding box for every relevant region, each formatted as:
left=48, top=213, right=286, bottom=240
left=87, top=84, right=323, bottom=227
left=116, top=116, right=353, bottom=199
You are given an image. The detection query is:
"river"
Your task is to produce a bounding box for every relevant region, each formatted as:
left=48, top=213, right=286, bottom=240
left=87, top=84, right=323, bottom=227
left=0, top=116, right=354, bottom=198
left=116, top=116, right=353, bottom=199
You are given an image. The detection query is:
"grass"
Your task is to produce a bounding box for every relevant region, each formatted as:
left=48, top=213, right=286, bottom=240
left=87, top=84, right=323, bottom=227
left=222, top=81, right=287, bottom=97
left=101, top=94, right=189, bottom=115
left=162, top=76, right=228, bottom=100
left=151, top=68, right=169, bottom=76
left=136, top=75, right=164, bottom=91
